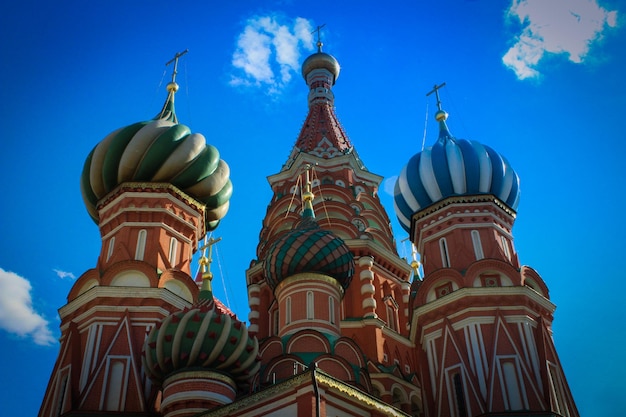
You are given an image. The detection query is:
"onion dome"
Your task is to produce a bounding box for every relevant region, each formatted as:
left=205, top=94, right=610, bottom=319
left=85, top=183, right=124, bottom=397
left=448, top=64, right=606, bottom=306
left=142, top=248, right=260, bottom=384
left=80, top=78, right=232, bottom=231
left=394, top=93, right=520, bottom=233
left=263, top=174, right=354, bottom=291
left=302, top=40, right=340, bottom=85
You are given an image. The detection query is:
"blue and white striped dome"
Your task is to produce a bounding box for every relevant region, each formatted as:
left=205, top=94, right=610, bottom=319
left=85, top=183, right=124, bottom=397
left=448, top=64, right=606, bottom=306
left=394, top=113, right=520, bottom=233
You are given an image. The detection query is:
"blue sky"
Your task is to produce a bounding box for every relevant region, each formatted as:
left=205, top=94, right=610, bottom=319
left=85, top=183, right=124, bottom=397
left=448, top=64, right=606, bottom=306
left=0, top=0, right=623, bottom=415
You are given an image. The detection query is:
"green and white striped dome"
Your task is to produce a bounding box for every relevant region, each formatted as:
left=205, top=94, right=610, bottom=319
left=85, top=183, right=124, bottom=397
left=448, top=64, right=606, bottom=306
left=80, top=93, right=232, bottom=231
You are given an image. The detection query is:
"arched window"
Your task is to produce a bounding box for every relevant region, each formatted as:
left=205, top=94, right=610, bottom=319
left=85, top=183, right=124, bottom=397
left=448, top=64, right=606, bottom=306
left=307, top=291, right=314, bottom=320
left=471, top=230, right=484, bottom=260
left=384, top=296, right=399, bottom=332
left=392, top=387, right=404, bottom=408
left=452, top=372, right=468, bottom=417
left=168, top=237, right=178, bottom=266
left=501, top=236, right=511, bottom=260
left=104, top=360, right=126, bottom=411
left=273, top=309, right=280, bottom=335
left=285, top=297, right=292, bottom=325
left=439, top=238, right=450, bottom=268
left=135, top=229, right=147, bottom=261
left=106, top=237, right=115, bottom=262
left=502, top=361, right=523, bottom=410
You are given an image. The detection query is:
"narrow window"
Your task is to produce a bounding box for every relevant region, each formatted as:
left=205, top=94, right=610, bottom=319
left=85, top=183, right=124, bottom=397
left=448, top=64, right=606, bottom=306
left=548, top=364, right=568, bottom=416
left=106, top=237, right=115, bottom=262
left=104, top=360, right=125, bottom=411
left=135, top=229, right=147, bottom=261
left=55, top=372, right=69, bottom=416
left=386, top=304, right=398, bottom=331
left=502, top=361, right=523, bottom=410
left=307, top=291, right=314, bottom=320
left=501, top=236, right=511, bottom=260
left=168, top=238, right=178, bottom=266
left=439, top=238, right=450, bottom=268
left=285, top=297, right=291, bottom=325
left=329, top=296, right=335, bottom=324
left=273, top=310, right=279, bottom=335
left=453, top=373, right=468, bottom=417
left=471, top=230, right=484, bottom=260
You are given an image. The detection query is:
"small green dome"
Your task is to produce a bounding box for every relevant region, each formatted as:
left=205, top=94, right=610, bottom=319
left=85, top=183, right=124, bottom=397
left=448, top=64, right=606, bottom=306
left=142, top=298, right=260, bottom=384
left=263, top=217, right=354, bottom=291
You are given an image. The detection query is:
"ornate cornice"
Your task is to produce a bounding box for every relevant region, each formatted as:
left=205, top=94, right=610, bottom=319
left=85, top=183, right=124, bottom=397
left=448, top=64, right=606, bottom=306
left=412, top=194, right=516, bottom=223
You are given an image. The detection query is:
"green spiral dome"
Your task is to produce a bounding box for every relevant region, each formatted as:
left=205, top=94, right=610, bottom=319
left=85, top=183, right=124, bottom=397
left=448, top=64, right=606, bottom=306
left=80, top=99, right=232, bottom=231
left=263, top=217, right=355, bottom=291
left=142, top=298, right=260, bottom=384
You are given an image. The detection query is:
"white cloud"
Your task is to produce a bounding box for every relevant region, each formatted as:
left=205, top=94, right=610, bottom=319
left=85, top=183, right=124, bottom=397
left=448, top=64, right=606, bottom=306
left=54, top=269, right=76, bottom=280
left=231, top=15, right=314, bottom=94
left=383, top=176, right=398, bottom=197
left=0, top=268, right=56, bottom=346
left=503, top=0, right=619, bottom=79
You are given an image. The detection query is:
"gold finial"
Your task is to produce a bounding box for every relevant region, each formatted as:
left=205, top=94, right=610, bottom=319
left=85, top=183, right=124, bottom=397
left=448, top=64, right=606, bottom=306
left=410, top=243, right=422, bottom=280
left=426, top=82, right=448, bottom=121
left=312, top=24, right=326, bottom=52
left=165, top=49, right=189, bottom=93
left=198, top=235, right=222, bottom=293
left=302, top=164, right=315, bottom=218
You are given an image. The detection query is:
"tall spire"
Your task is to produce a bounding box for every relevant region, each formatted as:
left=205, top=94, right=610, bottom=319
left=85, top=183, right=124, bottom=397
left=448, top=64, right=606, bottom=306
left=157, top=49, right=188, bottom=123
left=426, top=82, right=452, bottom=140
left=291, top=32, right=353, bottom=160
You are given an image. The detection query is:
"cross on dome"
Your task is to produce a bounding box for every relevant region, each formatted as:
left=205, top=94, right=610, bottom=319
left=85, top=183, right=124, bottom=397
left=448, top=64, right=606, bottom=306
left=426, top=82, right=448, bottom=122
left=312, top=23, right=326, bottom=52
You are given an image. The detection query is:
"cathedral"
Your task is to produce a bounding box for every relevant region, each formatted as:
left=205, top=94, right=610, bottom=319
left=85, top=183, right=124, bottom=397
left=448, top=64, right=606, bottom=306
left=38, top=41, right=578, bottom=417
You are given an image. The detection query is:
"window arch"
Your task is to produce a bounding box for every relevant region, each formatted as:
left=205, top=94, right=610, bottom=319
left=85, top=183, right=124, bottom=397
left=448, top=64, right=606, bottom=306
left=471, top=230, right=484, bottom=260
left=168, top=237, right=178, bottom=266
left=501, top=236, right=511, bottom=260
left=106, top=237, right=115, bottom=261
left=285, top=297, right=292, bottom=325
left=135, top=229, right=147, bottom=261
left=452, top=372, right=468, bottom=417
left=307, top=291, right=314, bottom=319
left=273, top=309, right=280, bottom=335
left=439, top=238, right=450, bottom=268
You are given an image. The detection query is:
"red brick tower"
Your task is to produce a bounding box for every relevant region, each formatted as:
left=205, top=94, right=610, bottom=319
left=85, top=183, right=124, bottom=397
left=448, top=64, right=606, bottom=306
left=39, top=52, right=235, bottom=416
left=246, top=39, right=422, bottom=414
left=394, top=85, right=578, bottom=416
